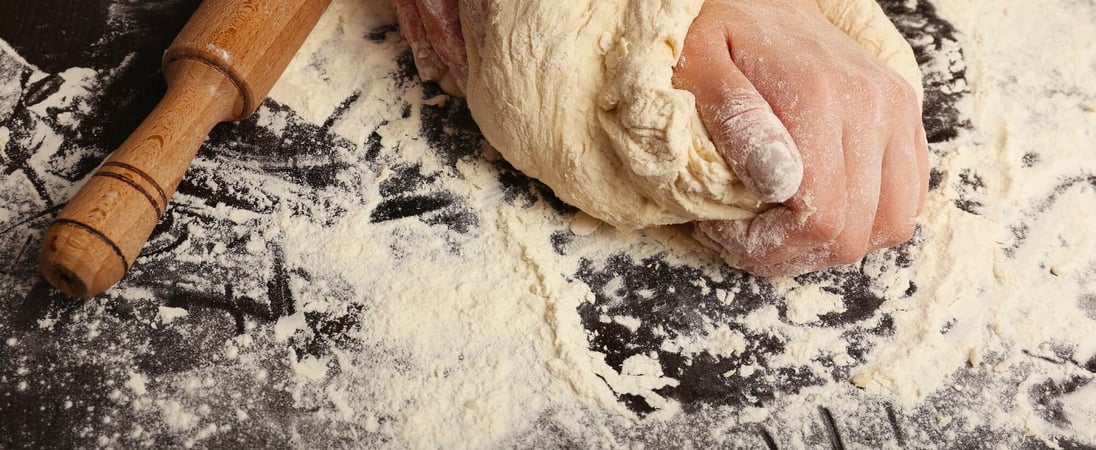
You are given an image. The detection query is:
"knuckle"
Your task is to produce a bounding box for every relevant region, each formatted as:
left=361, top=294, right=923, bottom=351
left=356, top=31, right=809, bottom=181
left=806, top=75, right=841, bottom=108
left=879, top=74, right=917, bottom=113
left=882, top=77, right=911, bottom=103
left=849, top=71, right=915, bottom=121
left=801, top=209, right=845, bottom=244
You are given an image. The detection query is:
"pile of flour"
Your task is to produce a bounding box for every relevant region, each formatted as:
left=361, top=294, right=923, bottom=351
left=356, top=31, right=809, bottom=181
left=1, top=0, right=1093, bottom=448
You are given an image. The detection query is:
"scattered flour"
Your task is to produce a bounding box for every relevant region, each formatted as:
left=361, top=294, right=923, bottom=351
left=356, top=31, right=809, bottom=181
left=157, top=307, right=188, bottom=324
left=776, top=281, right=849, bottom=324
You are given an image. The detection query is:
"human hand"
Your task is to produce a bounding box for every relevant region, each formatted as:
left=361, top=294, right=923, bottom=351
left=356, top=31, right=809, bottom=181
left=390, top=0, right=467, bottom=91
left=673, top=0, right=929, bottom=277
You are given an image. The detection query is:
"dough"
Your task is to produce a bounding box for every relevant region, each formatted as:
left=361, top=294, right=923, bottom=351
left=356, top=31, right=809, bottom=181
left=461, top=0, right=923, bottom=231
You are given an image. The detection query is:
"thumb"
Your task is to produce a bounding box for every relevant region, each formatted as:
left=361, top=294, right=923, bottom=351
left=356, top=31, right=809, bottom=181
left=674, top=42, right=803, bottom=203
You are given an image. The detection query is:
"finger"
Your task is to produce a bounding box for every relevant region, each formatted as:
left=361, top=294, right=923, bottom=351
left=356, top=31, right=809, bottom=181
left=392, top=0, right=447, bottom=81
left=696, top=200, right=839, bottom=269
left=739, top=246, right=834, bottom=278
left=673, top=23, right=803, bottom=203
left=869, top=133, right=920, bottom=250
left=822, top=124, right=887, bottom=264
left=414, top=0, right=468, bottom=85
left=743, top=238, right=871, bottom=278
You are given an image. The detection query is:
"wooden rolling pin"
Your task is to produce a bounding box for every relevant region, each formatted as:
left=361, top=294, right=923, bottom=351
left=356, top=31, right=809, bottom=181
left=39, top=0, right=332, bottom=297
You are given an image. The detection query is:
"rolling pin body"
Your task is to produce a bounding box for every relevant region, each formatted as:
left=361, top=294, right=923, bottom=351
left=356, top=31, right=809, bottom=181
left=40, top=0, right=331, bottom=297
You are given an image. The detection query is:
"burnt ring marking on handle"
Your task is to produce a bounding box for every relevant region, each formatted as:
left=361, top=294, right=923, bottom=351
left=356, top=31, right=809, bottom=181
left=51, top=219, right=131, bottom=272
left=101, top=162, right=168, bottom=206
left=94, top=172, right=164, bottom=217
left=167, top=53, right=253, bottom=119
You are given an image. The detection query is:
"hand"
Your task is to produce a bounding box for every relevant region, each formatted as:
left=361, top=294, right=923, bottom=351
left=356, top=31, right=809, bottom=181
left=390, top=0, right=467, bottom=90
left=673, top=0, right=929, bottom=277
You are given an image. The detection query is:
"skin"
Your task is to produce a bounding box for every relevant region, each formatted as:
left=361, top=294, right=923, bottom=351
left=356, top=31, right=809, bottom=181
left=390, top=0, right=929, bottom=277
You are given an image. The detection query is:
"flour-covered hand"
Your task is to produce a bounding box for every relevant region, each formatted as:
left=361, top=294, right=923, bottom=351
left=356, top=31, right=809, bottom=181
left=674, top=0, right=929, bottom=277
left=390, top=0, right=468, bottom=90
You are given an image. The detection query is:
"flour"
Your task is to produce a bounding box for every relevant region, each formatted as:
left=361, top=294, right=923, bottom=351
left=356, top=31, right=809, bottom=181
left=776, top=281, right=849, bottom=324
left=659, top=322, right=748, bottom=359
left=1, top=0, right=1095, bottom=448
left=157, top=306, right=188, bottom=324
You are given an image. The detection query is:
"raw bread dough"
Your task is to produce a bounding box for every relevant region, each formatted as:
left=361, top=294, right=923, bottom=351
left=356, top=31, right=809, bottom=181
left=461, top=0, right=922, bottom=231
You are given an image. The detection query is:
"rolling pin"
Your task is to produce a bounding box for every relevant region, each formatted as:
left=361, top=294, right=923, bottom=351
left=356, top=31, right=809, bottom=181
left=39, top=0, right=332, bottom=297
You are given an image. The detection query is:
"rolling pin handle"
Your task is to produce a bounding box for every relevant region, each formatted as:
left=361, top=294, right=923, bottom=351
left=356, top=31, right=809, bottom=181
left=38, top=0, right=332, bottom=297
left=40, top=59, right=240, bottom=298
